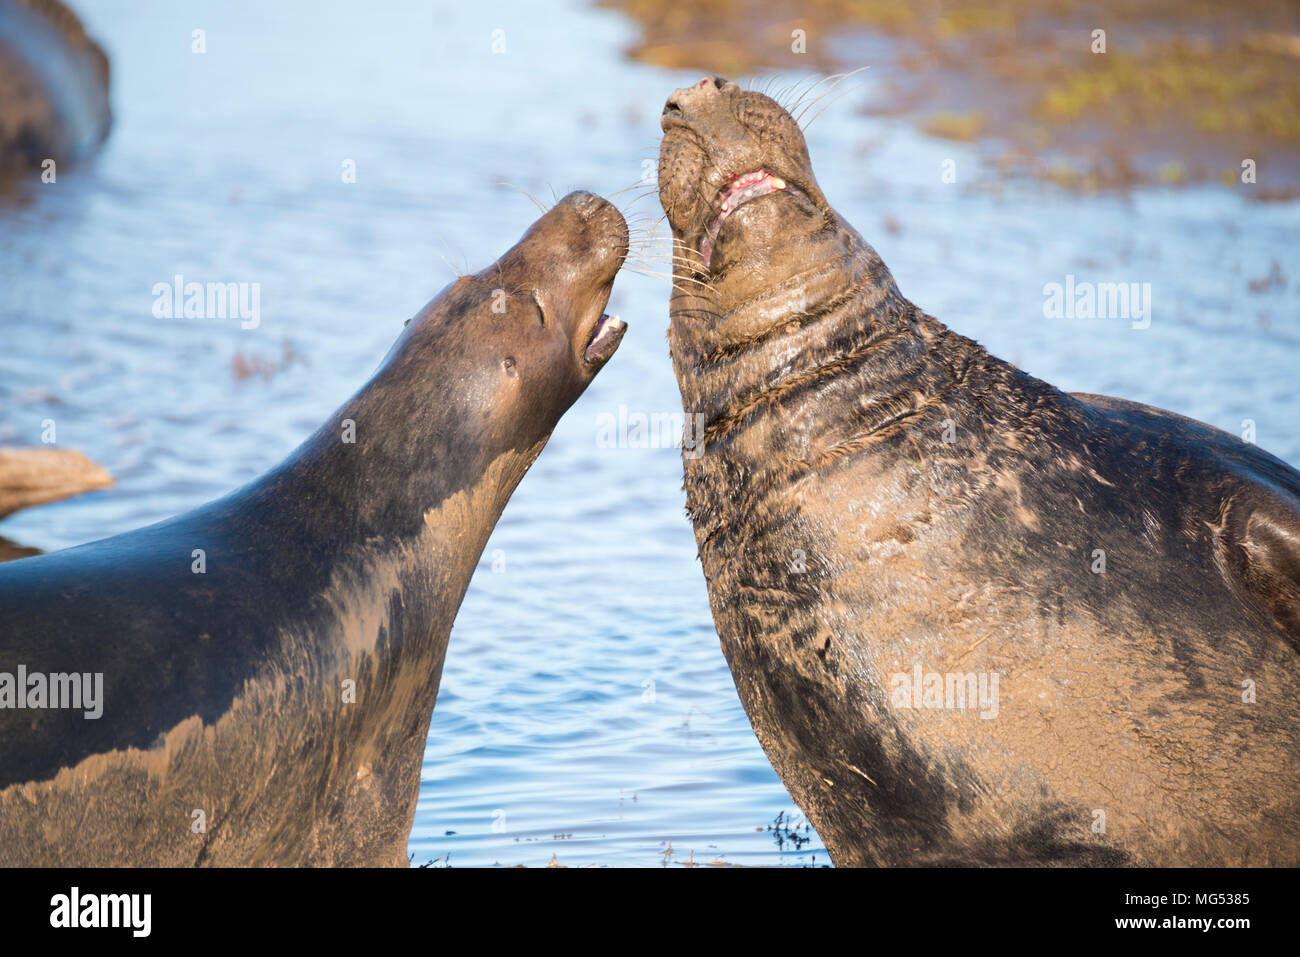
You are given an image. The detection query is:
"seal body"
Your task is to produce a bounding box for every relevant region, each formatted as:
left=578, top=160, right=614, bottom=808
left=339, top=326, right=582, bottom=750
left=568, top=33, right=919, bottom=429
left=0, top=0, right=111, bottom=176
left=0, top=192, right=628, bottom=865
left=658, top=76, right=1300, bottom=866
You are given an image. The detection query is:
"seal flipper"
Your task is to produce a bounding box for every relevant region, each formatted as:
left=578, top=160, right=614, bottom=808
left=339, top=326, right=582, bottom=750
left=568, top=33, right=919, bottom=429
left=1074, top=391, right=1300, bottom=648
left=1217, top=482, right=1300, bottom=648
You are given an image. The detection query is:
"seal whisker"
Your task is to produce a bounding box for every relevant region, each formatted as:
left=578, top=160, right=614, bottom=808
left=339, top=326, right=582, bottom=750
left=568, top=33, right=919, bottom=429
left=628, top=193, right=668, bottom=214
left=632, top=255, right=707, bottom=273
left=628, top=268, right=710, bottom=290
left=626, top=234, right=668, bottom=252
left=793, top=66, right=870, bottom=125
left=618, top=187, right=672, bottom=213
left=778, top=73, right=830, bottom=113
left=624, top=220, right=662, bottom=236
left=436, top=251, right=463, bottom=279
left=800, top=77, right=868, bottom=132
left=772, top=78, right=812, bottom=113
left=747, top=73, right=784, bottom=99
left=625, top=238, right=693, bottom=252
left=620, top=271, right=679, bottom=292
left=628, top=248, right=709, bottom=268
left=634, top=254, right=702, bottom=267
left=623, top=211, right=664, bottom=227
left=787, top=71, right=844, bottom=117
left=623, top=261, right=706, bottom=283
left=496, top=180, right=548, bottom=213
left=435, top=236, right=467, bottom=278
left=626, top=227, right=668, bottom=245
left=605, top=178, right=663, bottom=202
left=622, top=266, right=711, bottom=295
left=627, top=228, right=666, bottom=242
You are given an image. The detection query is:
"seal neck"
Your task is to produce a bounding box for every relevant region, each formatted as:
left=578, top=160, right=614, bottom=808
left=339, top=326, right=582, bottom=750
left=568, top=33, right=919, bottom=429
left=669, top=212, right=935, bottom=451
left=668, top=214, right=1029, bottom=549
left=231, top=331, right=544, bottom=605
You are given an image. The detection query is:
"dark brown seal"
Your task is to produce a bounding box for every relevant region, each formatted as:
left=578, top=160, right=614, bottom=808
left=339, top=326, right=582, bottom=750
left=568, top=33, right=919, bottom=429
left=0, top=191, right=627, bottom=865
left=658, top=75, right=1300, bottom=867
left=0, top=0, right=111, bottom=177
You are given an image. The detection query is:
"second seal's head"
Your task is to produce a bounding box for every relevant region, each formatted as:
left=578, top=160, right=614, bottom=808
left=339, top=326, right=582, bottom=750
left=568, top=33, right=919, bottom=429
left=395, top=190, right=629, bottom=465
left=658, top=75, right=832, bottom=276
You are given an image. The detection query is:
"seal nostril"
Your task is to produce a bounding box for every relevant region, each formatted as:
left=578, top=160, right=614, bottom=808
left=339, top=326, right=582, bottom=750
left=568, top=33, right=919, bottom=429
left=663, top=98, right=681, bottom=117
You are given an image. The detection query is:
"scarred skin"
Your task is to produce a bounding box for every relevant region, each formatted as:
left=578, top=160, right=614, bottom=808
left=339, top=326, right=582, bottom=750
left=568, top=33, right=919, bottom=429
left=658, top=76, right=1300, bottom=867
left=0, top=192, right=628, bottom=866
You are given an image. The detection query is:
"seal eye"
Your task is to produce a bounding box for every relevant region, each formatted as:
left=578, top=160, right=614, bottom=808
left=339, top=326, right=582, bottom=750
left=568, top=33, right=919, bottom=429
left=502, top=357, right=518, bottom=377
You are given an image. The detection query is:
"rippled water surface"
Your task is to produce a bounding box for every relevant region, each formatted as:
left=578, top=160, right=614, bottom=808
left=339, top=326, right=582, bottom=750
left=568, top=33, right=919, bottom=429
left=2, top=0, right=1296, bottom=866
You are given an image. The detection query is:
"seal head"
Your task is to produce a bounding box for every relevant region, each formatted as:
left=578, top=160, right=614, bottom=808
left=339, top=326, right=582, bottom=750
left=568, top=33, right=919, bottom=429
left=387, top=189, right=628, bottom=493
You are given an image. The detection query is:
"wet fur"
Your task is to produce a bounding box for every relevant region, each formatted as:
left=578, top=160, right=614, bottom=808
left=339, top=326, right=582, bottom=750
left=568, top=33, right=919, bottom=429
left=658, top=77, right=1300, bottom=867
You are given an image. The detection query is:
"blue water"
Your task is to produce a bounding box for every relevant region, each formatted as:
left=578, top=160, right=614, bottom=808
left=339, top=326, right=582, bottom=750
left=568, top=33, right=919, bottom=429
left=1, top=0, right=1295, bottom=866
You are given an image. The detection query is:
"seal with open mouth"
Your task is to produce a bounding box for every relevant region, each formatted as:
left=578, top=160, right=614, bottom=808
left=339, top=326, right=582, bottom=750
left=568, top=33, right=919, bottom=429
left=0, top=190, right=628, bottom=866
left=658, top=76, right=1300, bottom=866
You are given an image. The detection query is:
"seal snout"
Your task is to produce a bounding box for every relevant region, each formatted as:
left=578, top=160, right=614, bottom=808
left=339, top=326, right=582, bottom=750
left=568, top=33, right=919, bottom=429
left=534, top=191, right=629, bottom=372
left=661, top=75, right=732, bottom=124
left=551, top=190, right=629, bottom=279
left=569, top=189, right=609, bottom=221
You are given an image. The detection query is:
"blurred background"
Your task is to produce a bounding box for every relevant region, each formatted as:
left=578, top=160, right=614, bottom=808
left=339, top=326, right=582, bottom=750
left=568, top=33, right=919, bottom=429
left=1, top=0, right=1296, bottom=865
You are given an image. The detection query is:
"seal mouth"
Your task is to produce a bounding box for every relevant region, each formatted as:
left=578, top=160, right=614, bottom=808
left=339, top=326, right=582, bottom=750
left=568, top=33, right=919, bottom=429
left=584, top=312, right=627, bottom=365
left=698, top=168, right=812, bottom=270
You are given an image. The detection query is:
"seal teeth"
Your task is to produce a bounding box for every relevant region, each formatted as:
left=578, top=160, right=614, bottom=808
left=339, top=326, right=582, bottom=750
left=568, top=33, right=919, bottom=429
left=700, top=169, right=789, bottom=270
left=584, top=313, right=627, bottom=364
